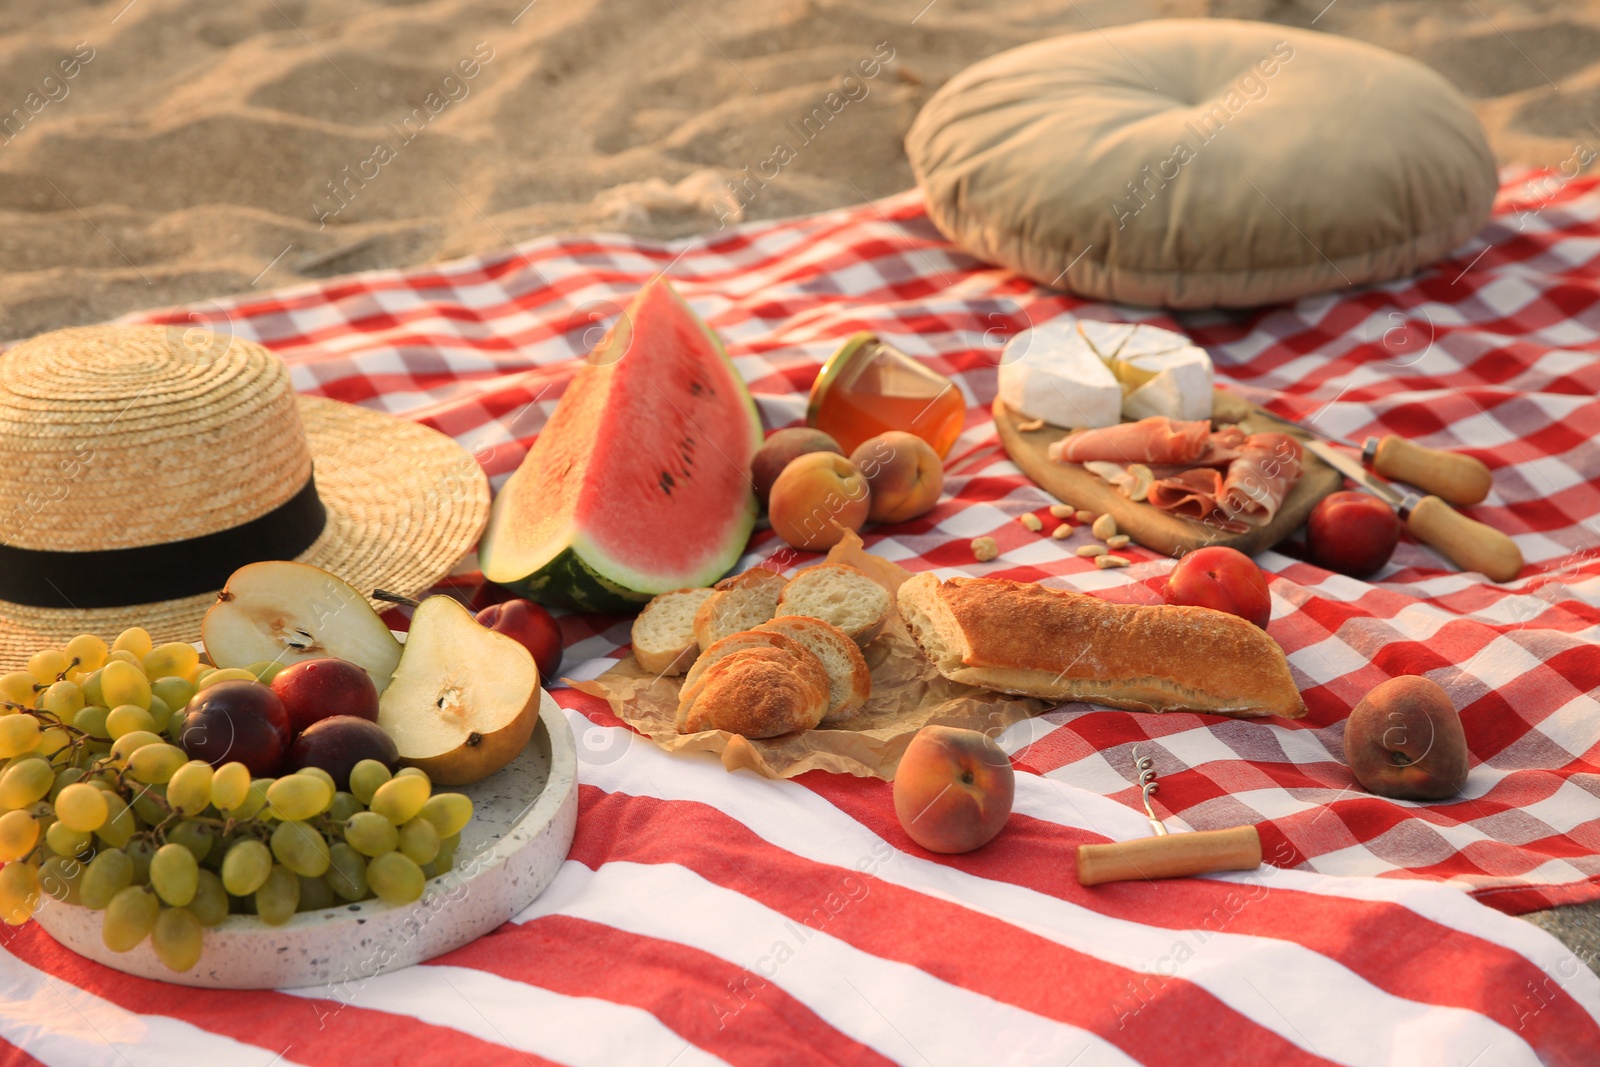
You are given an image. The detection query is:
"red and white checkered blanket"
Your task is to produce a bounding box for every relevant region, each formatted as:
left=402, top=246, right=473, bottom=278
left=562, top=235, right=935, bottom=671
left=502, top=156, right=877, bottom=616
left=0, top=172, right=1596, bottom=1065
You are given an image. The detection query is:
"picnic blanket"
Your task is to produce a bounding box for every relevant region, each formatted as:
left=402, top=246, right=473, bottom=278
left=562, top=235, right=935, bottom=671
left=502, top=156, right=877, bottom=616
left=0, top=170, right=1597, bottom=1065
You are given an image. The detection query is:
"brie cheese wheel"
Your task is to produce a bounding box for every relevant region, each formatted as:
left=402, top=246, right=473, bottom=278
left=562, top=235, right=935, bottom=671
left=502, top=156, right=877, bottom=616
left=997, top=319, right=1122, bottom=429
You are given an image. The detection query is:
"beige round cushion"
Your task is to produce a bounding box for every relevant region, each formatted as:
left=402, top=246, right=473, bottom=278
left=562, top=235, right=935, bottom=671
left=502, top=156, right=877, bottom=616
left=906, top=19, right=1498, bottom=308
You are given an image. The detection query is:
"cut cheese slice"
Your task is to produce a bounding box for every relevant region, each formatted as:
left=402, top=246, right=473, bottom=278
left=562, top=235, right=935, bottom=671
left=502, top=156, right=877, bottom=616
left=997, top=319, right=1122, bottom=429
left=1075, top=319, right=1137, bottom=359
left=1119, top=345, right=1213, bottom=421
left=1083, top=321, right=1214, bottom=422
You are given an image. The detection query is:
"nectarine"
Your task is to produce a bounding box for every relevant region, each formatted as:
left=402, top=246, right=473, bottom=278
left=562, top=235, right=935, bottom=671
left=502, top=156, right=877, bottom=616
left=1307, top=491, right=1400, bottom=579
left=1162, top=546, right=1272, bottom=629
left=751, top=428, right=843, bottom=509
left=768, top=451, right=870, bottom=552
left=850, top=431, right=943, bottom=524
left=893, top=725, right=1014, bottom=854
left=1345, top=675, right=1469, bottom=801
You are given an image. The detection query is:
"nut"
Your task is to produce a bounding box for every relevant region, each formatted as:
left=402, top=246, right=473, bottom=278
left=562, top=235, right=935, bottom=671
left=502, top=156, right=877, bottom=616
left=1050, top=524, right=1073, bottom=540
left=1016, top=418, right=1046, bottom=432
left=1092, top=514, right=1118, bottom=540
left=1076, top=544, right=1107, bottom=558
left=971, top=536, right=999, bottom=562
left=1049, top=504, right=1075, bottom=519
left=1106, top=534, right=1131, bottom=549
left=1075, top=510, right=1096, bottom=523
left=1019, top=513, right=1043, bottom=532
left=1096, top=554, right=1130, bottom=569
left=1126, top=464, right=1155, bottom=503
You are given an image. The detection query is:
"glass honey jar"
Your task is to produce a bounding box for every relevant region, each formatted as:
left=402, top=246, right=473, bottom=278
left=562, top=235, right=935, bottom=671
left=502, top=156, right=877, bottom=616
left=806, top=333, right=965, bottom=458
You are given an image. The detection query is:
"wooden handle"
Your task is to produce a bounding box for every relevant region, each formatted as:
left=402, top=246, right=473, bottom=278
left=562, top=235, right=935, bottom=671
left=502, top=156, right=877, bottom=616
left=1372, top=436, right=1492, bottom=507
left=1405, top=495, right=1523, bottom=583
left=1076, top=826, right=1262, bottom=886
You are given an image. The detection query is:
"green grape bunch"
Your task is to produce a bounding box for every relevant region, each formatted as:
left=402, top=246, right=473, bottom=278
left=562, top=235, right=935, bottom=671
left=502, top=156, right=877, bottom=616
left=0, top=628, right=474, bottom=974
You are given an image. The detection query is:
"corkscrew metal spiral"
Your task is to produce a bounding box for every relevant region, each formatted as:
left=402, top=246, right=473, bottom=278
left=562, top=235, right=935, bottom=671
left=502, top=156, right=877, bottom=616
left=1131, top=746, right=1167, bottom=837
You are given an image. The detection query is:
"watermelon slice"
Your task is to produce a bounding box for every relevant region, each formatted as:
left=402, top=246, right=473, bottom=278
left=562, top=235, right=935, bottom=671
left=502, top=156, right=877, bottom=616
left=479, top=280, right=761, bottom=613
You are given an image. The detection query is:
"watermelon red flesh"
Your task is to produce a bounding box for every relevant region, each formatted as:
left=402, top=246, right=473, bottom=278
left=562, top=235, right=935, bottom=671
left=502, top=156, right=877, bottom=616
left=479, top=281, right=760, bottom=606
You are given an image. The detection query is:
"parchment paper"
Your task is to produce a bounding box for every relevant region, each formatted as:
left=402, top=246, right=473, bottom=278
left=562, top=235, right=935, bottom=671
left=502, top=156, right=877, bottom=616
left=569, top=532, right=1048, bottom=779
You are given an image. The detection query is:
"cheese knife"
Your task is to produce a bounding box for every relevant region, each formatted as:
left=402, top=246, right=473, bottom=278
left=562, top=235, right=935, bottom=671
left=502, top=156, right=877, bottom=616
left=1251, top=408, right=1492, bottom=507
left=1304, top=440, right=1523, bottom=582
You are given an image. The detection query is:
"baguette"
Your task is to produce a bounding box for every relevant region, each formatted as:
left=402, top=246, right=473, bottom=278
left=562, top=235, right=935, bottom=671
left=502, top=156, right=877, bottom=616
left=754, top=615, right=871, bottom=724
left=774, top=563, right=892, bottom=647
left=681, top=629, right=800, bottom=696
left=631, top=587, right=717, bottom=675
left=693, top=568, right=788, bottom=650
left=897, top=573, right=1304, bottom=719
left=676, top=644, right=831, bottom=738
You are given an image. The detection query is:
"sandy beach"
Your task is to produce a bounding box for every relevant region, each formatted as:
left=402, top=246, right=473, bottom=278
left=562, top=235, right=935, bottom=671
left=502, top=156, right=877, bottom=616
left=0, top=0, right=1597, bottom=340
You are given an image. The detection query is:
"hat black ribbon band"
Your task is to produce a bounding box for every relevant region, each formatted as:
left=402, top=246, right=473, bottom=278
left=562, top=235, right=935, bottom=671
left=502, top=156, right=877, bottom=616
left=0, top=475, right=327, bottom=610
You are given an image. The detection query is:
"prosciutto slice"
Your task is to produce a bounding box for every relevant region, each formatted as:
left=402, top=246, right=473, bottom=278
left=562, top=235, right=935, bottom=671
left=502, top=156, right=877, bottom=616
left=1077, top=432, right=1303, bottom=533
left=1145, top=468, right=1249, bottom=534
left=1219, top=433, right=1302, bottom=528
left=1049, top=417, right=1212, bottom=465
left=1049, top=417, right=1248, bottom=467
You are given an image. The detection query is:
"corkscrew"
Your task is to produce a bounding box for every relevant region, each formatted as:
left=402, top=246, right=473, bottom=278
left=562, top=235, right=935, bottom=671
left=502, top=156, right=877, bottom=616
left=1075, top=746, right=1262, bottom=887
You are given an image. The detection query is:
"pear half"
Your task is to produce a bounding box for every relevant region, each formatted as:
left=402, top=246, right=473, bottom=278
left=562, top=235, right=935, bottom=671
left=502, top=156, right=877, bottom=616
left=377, top=596, right=539, bottom=785
left=202, top=561, right=404, bottom=691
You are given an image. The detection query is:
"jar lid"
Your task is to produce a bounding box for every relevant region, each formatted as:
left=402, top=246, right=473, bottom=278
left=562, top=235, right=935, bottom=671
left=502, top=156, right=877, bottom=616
left=805, top=331, right=878, bottom=428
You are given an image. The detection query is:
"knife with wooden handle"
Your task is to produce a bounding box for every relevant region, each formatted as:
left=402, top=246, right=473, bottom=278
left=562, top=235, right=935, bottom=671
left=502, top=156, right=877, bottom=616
left=1077, top=826, right=1262, bottom=886
left=1304, top=440, right=1523, bottom=582
left=1366, top=435, right=1492, bottom=508
left=1251, top=409, right=1492, bottom=506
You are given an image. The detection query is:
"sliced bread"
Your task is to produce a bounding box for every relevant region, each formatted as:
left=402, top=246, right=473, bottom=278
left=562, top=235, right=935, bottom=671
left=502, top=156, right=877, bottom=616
left=675, top=641, right=831, bottom=738
left=754, top=615, right=871, bottom=724
left=631, top=587, right=717, bottom=675
left=774, top=563, right=892, bottom=648
left=692, top=567, right=788, bottom=650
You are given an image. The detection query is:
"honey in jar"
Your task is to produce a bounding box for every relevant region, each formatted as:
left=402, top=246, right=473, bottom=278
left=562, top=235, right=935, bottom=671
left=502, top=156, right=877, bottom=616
left=806, top=333, right=965, bottom=458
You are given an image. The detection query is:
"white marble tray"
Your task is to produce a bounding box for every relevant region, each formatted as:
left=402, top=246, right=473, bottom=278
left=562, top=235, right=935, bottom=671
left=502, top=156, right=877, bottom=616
left=33, top=689, right=577, bottom=989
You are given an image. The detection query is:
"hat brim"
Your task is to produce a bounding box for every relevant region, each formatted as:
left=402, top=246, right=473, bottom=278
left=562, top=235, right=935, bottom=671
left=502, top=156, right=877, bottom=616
left=0, top=396, right=491, bottom=668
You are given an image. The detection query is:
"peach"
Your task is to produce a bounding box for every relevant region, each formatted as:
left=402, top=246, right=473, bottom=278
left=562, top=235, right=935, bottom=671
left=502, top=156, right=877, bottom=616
left=893, top=725, right=1015, bottom=854
left=850, top=431, right=943, bottom=524
left=768, top=451, right=870, bottom=552
left=1162, top=545, right=1272, bottom=629
left=751, top=428, right=843, bottom=509
left=1345, top=675, right=1469, bottom=801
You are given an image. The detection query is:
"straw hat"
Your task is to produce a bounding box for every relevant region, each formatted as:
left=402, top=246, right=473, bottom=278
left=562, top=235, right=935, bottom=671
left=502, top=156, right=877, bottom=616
left=0, top=325, right=490, bottom=668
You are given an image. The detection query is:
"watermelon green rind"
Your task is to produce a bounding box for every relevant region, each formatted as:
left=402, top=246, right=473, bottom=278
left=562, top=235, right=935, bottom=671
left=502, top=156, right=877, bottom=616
left=478, top=279, right=761, bottom=611
left=493, top=501, right=756, bottom=613
left=492, top=545, right=652, bottom=615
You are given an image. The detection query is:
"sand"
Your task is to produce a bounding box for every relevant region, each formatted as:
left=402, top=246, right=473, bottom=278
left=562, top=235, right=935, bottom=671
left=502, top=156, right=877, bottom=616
left=2, top=0, right=1597, bottom=962
left=1, top=0, right=1598, bottom=340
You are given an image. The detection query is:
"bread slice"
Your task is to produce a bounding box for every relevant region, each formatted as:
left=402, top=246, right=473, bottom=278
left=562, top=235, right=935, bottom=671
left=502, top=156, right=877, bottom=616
left=681, top=629, right=797, bottom=696
left=897, top=573, right=1305, bottom=719
left=754, top=615, right=871, bottom=724
left=774, top=563, right=891, bottom=648
left=675, top=642, right=830, bottom=738
left=693, top=568, right=788, bottom=651
left=632, top=587, right=717, bottom=675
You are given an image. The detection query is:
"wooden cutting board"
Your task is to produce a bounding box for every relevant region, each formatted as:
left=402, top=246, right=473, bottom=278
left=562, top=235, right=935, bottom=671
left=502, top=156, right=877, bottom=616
left=993, top=390, right=1342, bottom=558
